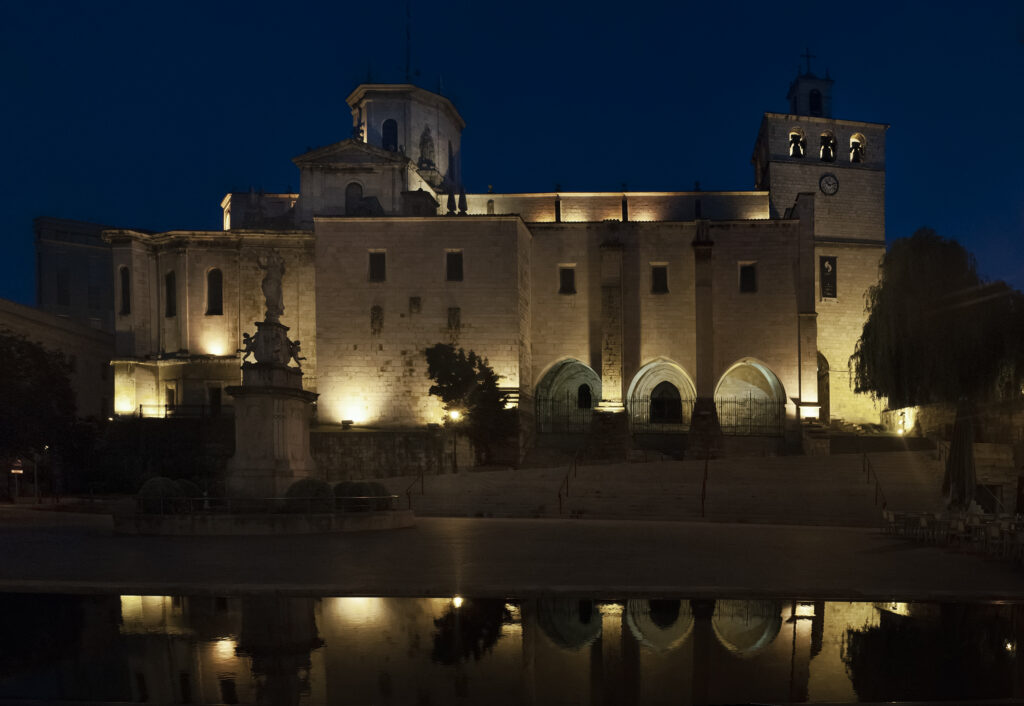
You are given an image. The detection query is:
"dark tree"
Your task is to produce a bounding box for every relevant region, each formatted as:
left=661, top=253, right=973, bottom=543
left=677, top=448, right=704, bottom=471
left=851, top=229, right=1024, bottom=508
left=852, top=229, right=1024, bottom=408
left=424, top=343, right=512, bottom=464
left=431, top=599, right=510, bottom=665
left=0, top=330, right=77, bottom=465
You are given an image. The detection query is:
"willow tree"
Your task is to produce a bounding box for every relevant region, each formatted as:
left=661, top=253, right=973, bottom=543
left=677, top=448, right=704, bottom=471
left=851, top=228, right=1024, bottom=508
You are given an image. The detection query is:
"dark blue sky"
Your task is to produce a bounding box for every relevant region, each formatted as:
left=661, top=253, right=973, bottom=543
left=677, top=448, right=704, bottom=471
left=2, top=1, right=1021, bottom=305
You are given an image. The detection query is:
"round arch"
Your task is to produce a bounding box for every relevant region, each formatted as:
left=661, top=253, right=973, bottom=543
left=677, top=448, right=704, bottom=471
left=537, top=599, right=602, bottom=651
left=535, top=359, right=601, bottom=434
left=714, top=358, right=785, bottom=402
left=625, top=599, right=693, bottom=653
left=712, top=600, right=783, bottom=657
left=626, top=358, right=696, bottom=401
left=535, top=358, right=601, bottom=402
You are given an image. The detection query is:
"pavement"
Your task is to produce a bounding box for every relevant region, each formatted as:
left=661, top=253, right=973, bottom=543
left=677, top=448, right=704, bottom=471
left=1, top=505, right=1023, bottom=601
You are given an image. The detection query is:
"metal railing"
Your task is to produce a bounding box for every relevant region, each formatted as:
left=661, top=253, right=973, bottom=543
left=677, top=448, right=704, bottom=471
left=536, top=396, right=594, bottom=434
left=405, top=471, right=425, bottom=510
left=715, top=396, right=786, bottom=436
left=862, top=452, right=888, bottom=509
left=628, top=396, right=694, bottom=434
left=135, top=495, right=400, bottom=515
left=132, top=404, right=234, bottom=419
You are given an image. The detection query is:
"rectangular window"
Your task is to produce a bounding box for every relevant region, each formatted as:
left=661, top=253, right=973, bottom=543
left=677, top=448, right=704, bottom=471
left=651, top=265, right=669, bottom=294
left=208, top=385, right=222, bottom=416
left=448, top=307, right=461, bottom=331
left=558, top=267, right=576, bottom=295
left=446, top=251, right=464, bottom=281
left=408, top=296, right=421, bottom=314
left=165, top=271, right=177, bottom=317
left=368, top=251, right=386, bottom=282
left=739, top=263, right=757, bottom=293
left=56, top=268, right=70, bottom=306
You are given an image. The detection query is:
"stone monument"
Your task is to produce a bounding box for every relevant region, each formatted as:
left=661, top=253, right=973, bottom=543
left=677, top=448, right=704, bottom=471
left=226, top=251, right=318, bottom=498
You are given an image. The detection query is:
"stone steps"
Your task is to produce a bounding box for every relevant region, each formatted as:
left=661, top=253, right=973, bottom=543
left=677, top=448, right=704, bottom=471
left=379, top=450, right=947, bottom=527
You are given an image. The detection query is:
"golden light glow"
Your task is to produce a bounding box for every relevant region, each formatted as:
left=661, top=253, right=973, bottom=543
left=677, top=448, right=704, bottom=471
left=324, top=596, right=385, bottom=625
left=214, top=638, right=237, bottom=661
left=452, top=596, right=464, bottom=608
left=448, top=410, right=462, bottom=421
left=795, top=602, right=816, bottom=618
left=342, top=403, right=369, bottom=425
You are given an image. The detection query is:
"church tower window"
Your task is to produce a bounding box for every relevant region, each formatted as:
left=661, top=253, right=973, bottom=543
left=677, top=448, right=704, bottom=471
left=206, top=268, right=223, bottom=315
left=446, top=251, right=464, bottom=281
left=809, top=89, right=823, bottom=116
left=788, top=129, right=806, bottom=158
left=345, top=182, right=363, bottom=215
left=651, top=265, right=669, bottom=294
left=849, top=133, right=866, bottom=163
left=819, top=132, right=837, bottom=162
left=382, top=119, right=398, bottom=152
left=739, top=262, right=757, bottom=293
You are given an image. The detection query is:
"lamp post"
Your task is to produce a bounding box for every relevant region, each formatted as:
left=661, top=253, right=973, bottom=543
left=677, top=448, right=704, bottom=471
left=447, top=410, right=464, bottom=473
left=10, top=459, right=23, bottom=501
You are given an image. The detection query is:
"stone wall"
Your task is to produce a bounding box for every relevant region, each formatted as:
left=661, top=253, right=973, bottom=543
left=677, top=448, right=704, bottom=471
left=0, top=297, right=114, bottom=419
left=311, top=428, right=473, bottom=480
left=815, top=241, right=886, bottom=424
left=313, top=216, right=531, bottom=427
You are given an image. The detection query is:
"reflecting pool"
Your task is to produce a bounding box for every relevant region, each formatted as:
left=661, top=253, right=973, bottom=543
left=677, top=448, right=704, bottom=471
left=0, top=594, right=1022, bottom=704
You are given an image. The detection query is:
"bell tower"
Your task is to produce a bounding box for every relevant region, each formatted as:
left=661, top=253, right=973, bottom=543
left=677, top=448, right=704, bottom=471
left=786, top=49, right=833, bottom=117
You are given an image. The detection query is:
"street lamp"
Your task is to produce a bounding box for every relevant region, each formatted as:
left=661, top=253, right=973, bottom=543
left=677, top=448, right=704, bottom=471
left=446, top=409, right=466, bottom=473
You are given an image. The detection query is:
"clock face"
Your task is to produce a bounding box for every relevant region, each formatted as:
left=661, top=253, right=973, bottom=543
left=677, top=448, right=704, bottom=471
left=819, top=173, right=839, bottom=196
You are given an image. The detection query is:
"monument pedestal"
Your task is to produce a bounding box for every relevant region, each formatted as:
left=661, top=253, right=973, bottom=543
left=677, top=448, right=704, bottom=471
left=226, top=320, right=318, bottom=498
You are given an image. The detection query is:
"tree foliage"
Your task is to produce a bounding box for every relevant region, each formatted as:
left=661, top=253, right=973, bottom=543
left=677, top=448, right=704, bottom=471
left=0, top=329, right=76, bottom=462
left=424, top=343, right=511, bottom=463
left=851, top=228, right=1024, bottom=408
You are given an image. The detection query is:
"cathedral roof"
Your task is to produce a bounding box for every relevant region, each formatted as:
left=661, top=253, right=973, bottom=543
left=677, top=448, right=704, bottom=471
left=292, top=139, right=409, bottom=169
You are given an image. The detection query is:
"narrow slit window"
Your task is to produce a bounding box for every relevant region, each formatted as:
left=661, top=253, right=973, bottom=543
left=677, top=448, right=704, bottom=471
left=559, top=267, right=576, bottom=295
left=165, top=271, right=177, bottom=317
left=206, top=268, right=223, bottom=315
left=368, top=252, right=386, bottom=282
left=119, top=266, right=131, bottom=315
left=446, top=251, right=464, bottom=281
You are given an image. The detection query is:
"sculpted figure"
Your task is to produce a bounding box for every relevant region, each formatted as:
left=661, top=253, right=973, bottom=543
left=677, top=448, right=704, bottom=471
left=288, top=339, right=307, bottom=368
left=239, top=332, right=256, bottom=362
left=418, top=125, right=436, bottom=170
left=258, top=251, right=285, bottom=322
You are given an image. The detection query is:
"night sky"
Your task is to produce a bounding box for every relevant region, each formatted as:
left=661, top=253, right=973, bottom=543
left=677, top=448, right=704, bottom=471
left=2, top=1, right=1021, bottom=305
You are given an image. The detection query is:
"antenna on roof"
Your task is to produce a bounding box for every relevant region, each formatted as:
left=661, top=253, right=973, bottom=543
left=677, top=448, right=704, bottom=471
left=405, top=0, right=412, bottom=83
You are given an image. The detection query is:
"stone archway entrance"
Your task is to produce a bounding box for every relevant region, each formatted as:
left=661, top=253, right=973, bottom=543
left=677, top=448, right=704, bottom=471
left=817, top=353, right=830, bottom=424
left=714, top=360, right=786, bottom=436
left=535, top=359, right=601, bottom=434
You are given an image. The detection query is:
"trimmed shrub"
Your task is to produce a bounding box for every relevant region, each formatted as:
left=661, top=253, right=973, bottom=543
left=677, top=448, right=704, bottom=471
left=137, top=476, right=186, bottom=514
left=284, top=478, right=333, bottom=513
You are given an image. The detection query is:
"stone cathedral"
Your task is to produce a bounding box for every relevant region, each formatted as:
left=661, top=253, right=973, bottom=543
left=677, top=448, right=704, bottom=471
left=36, top=69, right=887, bottom=459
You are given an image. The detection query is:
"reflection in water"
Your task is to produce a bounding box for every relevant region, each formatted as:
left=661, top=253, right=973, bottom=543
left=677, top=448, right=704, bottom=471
left=0, top=595, right=1021, bottom=704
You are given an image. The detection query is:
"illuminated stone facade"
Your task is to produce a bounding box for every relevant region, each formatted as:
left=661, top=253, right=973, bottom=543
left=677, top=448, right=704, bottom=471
left=53, top=73, right=886, bottom=453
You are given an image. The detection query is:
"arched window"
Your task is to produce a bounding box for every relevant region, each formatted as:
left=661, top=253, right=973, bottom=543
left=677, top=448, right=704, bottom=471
left=486, top=199, right=495, bottom=215
left=345, top=182, right=363, bottom=215
left=788, top=130, right=806, bottom=158
left=577, top=384, right=592, bottom=409
left=809, top=89, right=823, bottom=116
left=649, top=381, right=683, bottom=424
left=206, top=268, right=223, bottom=315
left=819, top=132, right=837, bottom=162
left=164, top=271, right=176, bottom=318
left=382, top=119, right=398, bottom=152
left=119, top=265, right=131, bottom=315
left=849, top=133, right=866, bottom=163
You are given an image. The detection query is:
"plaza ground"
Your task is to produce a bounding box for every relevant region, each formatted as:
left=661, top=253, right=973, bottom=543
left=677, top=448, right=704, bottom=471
left=1, top=506, right=1023, bottom=602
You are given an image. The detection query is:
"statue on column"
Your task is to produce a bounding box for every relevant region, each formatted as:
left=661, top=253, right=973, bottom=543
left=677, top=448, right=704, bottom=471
left=258, top=251, right=285, bottom=323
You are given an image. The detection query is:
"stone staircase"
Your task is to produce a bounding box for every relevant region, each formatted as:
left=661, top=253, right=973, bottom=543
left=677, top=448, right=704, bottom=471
left=378, top=450, right=947, bottom=528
